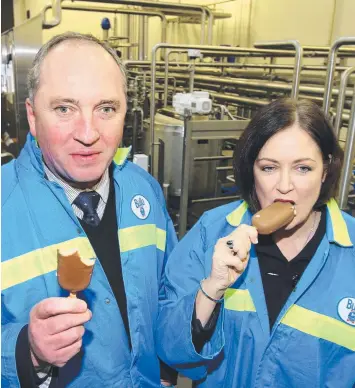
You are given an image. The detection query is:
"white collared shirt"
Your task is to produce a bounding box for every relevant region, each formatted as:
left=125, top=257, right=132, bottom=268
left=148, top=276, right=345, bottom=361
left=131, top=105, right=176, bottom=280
left=43, top=164, right=110, bottom=220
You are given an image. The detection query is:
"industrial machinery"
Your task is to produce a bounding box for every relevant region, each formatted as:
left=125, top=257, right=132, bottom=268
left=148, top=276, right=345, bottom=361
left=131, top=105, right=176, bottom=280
left=2, top=0, right=355, bottom=236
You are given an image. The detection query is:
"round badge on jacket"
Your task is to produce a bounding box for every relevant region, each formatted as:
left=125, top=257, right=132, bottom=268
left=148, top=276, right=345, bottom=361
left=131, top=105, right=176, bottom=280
left=337, top=297, right=355, bottom=326
left=131, top=195, right=150, bottom=220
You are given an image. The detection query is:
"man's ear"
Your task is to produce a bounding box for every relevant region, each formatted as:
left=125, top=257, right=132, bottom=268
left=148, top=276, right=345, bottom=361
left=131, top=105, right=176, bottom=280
left=26, top=98, right=36, bottom=137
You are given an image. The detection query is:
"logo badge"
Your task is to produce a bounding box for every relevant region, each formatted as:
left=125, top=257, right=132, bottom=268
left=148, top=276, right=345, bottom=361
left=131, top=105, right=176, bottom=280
left=131, top=195, right=150, bottom=220
left=337, top=297, right=355, bottom=326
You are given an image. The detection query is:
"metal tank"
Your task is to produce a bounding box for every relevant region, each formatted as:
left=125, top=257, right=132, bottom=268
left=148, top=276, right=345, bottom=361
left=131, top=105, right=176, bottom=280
left=1, top=15, right=42, bottom=150
left=143, top=113, right=220, bottom=198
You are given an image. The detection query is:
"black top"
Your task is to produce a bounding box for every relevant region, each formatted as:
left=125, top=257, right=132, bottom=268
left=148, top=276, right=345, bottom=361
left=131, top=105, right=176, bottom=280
left=256, top=207, right=326, bottom=329
left=192, top=207, right=327, bottom=350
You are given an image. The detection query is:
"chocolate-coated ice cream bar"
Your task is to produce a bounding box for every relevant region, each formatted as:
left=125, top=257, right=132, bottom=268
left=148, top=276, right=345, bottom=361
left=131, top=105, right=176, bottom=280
left=57, top=249, right=95, bottom=298
left=252, top=201, right=296, bottom=235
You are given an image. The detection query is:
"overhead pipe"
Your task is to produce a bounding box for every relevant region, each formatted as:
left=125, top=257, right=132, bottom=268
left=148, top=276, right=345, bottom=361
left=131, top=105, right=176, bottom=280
left=303, top=45, right=355, bottom=54
left=47, top=4, right=168, bottom=55
left=58, top=5, right=168, bottom=42
left=42, top=0, right=62, bottom=28
left=122, top=60, right=351, bottom=72
left=74, top=0, right=211, bottom=45
left=254, top=40, right=303, bottom=99
left=323, top=37, right=355, bottom=115
left=154, top=71, right=354, bottom=98
left=161, top=83, right=341, bottom=110
left=42, top=0, right=199, bottom=43
left=334, top=67, right=355, bottom=137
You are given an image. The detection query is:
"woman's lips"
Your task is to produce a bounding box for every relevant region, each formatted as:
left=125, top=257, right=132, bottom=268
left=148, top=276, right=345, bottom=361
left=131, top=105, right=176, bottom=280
left=274, top=199, right=295, bottom=205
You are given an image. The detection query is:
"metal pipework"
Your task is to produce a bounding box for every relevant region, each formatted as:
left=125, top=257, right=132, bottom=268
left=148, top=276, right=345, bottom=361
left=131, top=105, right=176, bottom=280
left=42, top=0, right=62, bottom=28
left=131, top=107, right=144, bottom=157
left=208, top=14, right=214, bottom=45
left=127, top=15, right=133, bottom=59
left=156, top=71, right=354, bottom=98
left=254, top=40, right=303, bottom=99
left=303, top=45, right=355, bottom=55
left=178, top=111, right=193, bottom=238
left=163, top=49, right=188, bottom=107
left=164, top=50, right=171, bottom=107
left=55, top=5, right=168, bottom=47
left=138, top=16, right=144, bottom=60
left=323, top=37, right=355, bottom=115
left=144, top=16, right=149, bottom=60
left=189, top=60, right=196, bottom=93
left=122, top=60, right=350, bottom=72
left=76, top=0, right=211, bottom=45
left=337, top=83, right=355, bottom=210
left=149, top=43, right=307, bottom=177
left=157, top=72, right=353, bottom=97
left=334, top=67, right=355, bottom=137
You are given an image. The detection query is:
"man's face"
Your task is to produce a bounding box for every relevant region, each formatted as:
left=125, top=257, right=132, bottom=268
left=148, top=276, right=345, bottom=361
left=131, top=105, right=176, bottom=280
left=26, top=41, right=127, bottom=188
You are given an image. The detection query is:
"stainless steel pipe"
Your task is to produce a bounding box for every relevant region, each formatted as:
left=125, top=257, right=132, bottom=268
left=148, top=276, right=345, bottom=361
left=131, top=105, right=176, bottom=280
left=57, top=5, right=168, bottom=46
left=42, top=0, right=62, bottom=28
left=149, top=43, right=306, bottom=177
left=76, top=0, right=211, bottom=45
left=337, top=83, right=355, bottom=210
left=254, top=40, right=303, bottom=99
left=323, top=37, right=355, bottom=115
left=138, top=16, right=144, bottom=60
left=334, top=67, right=355, bottom=137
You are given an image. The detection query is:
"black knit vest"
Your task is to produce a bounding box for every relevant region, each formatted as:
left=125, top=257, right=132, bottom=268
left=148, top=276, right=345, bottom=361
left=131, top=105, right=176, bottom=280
left=79, top=176, right=131, bottom=347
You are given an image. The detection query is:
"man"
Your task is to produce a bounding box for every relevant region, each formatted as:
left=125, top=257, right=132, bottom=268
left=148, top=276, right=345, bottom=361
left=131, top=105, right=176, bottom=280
left=2, top=32, right=177, bottom=387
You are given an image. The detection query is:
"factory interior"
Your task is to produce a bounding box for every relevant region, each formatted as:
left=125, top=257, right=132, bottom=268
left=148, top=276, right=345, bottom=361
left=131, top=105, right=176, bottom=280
left=1, top=1, right=355, bottom=386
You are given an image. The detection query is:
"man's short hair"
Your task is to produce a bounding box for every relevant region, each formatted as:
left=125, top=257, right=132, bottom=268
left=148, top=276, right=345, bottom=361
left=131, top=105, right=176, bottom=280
left=27, top=31, right=127, bottom=105
left=233, top=98, right=344, bottom=213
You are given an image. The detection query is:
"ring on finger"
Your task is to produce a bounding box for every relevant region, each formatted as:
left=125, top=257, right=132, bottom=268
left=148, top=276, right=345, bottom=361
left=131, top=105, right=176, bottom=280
left=226, top=240, right=234, bottom=249
left=226, top=240, right=237, bottom=256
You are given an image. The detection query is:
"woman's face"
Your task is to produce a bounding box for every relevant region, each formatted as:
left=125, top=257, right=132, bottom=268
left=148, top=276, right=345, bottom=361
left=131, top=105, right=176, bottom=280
left=253, top=123, right=325, bottom=230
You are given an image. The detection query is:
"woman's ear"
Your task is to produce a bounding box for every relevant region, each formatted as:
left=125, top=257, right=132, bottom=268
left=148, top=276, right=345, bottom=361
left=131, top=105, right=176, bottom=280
left=322, top=154, right=332, bottom=183
left=322, top=170, right=327, bottom=183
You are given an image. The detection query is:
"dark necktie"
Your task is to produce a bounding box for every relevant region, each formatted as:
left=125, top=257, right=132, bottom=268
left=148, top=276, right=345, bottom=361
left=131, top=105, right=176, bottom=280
left=73, top=191, right=101, bottom=227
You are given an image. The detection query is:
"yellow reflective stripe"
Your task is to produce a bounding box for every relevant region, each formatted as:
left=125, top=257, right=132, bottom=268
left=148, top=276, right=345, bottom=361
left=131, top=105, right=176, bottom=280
left=1, top=237, right=95, bottom=291
left=281, top=304, right=355, bottom=351
left=224, top=288, right=256, bottom=312
left=113, top=147, right=131, bottom=165
left=327, top=198, right=353, bottom=247
left=119, top=224, right=166, bottom=253
left=226, top=201, right=249, bottom=227
left=156, top=228, right=167, bottom=252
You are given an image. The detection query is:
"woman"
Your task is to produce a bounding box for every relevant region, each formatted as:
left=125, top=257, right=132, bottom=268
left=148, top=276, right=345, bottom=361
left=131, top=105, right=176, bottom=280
left=157, top=99, right=355, bottom=387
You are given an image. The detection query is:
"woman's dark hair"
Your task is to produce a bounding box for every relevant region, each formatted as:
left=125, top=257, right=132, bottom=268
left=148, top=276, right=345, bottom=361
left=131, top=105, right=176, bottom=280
left=233, top=98, right=344, bottom=213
